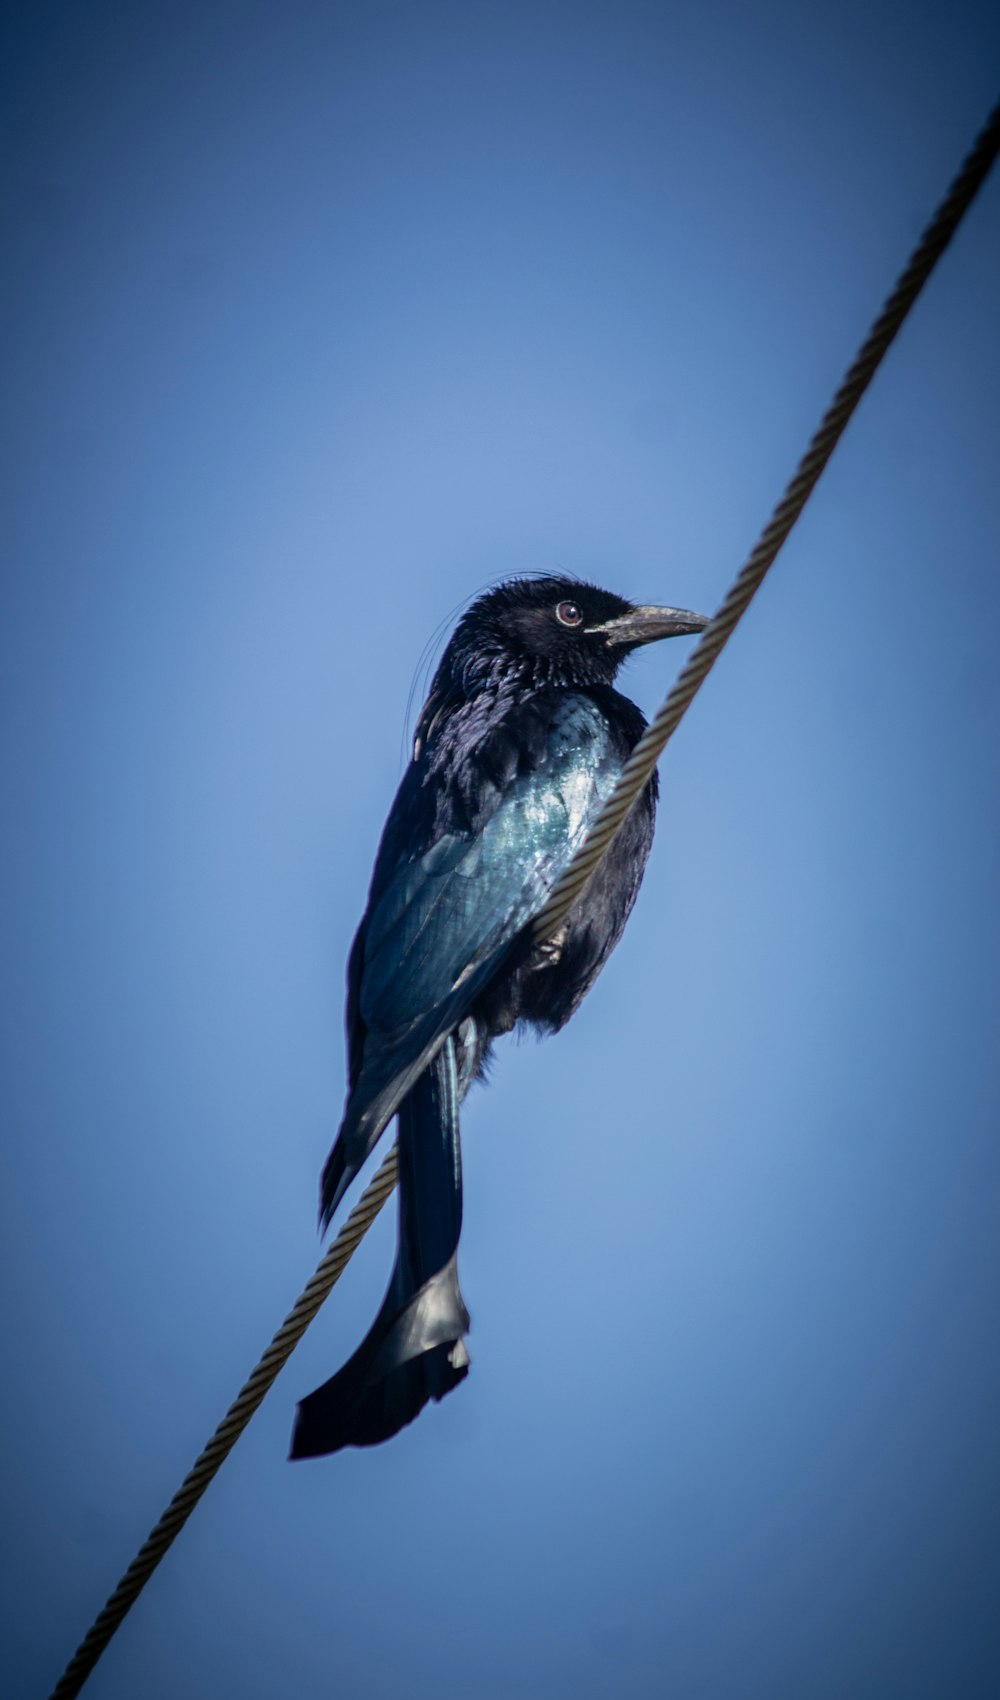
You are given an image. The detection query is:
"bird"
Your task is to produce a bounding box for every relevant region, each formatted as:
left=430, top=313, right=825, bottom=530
left=289, top=575, right=708, bottom=1458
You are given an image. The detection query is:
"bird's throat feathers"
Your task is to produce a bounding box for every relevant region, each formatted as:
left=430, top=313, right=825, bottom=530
left=416, top=577, right=637, bottom=753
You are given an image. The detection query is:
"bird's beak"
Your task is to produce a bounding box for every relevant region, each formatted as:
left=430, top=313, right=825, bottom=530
left=586, top=604, right=711, bottom=647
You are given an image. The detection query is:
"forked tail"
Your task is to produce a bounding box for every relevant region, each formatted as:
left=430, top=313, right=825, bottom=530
left=290, top=1033, right=470, bottom=1455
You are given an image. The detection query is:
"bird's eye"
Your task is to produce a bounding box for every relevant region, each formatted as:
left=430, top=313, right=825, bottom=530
left=555, top=600, right=583, bottom=627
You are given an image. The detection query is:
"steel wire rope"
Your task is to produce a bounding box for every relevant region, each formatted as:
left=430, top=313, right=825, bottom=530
left=532, top=101, right=1000, bottom=940
left=48, top=94, right=1000, bottom=1700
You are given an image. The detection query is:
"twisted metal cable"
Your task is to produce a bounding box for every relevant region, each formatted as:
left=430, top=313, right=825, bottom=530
left=48, top=95, right=999, bottom=1700
left=49, top=1147, right=398, bottom=1700
left=533, top=95, right=1000, bottom=943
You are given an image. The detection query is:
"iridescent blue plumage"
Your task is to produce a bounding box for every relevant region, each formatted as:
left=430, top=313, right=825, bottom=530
left=290, top=577, right=707, bottom=1457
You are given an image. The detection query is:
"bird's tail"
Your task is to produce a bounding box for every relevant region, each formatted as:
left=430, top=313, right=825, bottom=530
left=289, top=1033, right=470, bottom=1456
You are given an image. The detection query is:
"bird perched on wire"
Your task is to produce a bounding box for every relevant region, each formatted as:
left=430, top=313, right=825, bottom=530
left=290, top=576, right=707, bottom=1457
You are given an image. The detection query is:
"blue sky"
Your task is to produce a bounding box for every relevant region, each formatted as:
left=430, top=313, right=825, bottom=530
left=3, top=4, right=999, bottom=1697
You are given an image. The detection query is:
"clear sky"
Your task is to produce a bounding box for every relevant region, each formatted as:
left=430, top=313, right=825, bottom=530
left=3, top=4, right=999, bottom=1697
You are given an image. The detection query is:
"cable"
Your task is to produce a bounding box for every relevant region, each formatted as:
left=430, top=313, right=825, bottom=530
left=47, top=94, right=1000, bottom=1700
left=532, top=98, right=1000, bottom=943
left=48, top=1148, right=398, bottom=1700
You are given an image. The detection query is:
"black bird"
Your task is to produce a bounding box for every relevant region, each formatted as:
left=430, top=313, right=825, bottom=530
left=290, top=576, right=707, bottom=1458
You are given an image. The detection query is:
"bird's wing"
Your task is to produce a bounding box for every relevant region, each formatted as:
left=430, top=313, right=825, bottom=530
left=322, top=693, right=625, bottom=1224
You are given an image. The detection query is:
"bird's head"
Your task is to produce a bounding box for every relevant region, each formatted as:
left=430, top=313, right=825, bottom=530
left=438, top=576, right=710, bottom=695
